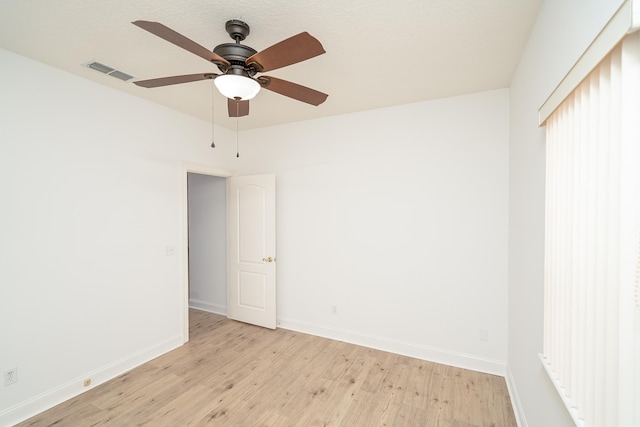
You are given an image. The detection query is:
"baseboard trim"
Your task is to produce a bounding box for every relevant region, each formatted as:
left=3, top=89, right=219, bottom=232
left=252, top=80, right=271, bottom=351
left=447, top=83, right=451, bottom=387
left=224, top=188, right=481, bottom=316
left=189, top=299, right=226, bottom=316
left=0, top=335, right=183, bottom=427
left=505, top=365, right=528, bottom=427
left=276, top=317, right=506, bottom=376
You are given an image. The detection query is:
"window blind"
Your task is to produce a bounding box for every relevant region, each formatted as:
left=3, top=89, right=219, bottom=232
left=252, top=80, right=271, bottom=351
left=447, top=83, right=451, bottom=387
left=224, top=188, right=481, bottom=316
left=541, top=33, right=640, bottom=427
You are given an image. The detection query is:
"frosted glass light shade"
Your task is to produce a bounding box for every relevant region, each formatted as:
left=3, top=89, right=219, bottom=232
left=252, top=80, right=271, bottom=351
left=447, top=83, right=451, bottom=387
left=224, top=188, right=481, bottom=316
left=214, top=75, right=261, bottom=100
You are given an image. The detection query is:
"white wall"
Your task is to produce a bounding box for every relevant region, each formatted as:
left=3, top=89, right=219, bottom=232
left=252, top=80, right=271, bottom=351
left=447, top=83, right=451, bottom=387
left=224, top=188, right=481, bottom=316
left=0, top=48, right=236, bottom=425
left=187, top=173, right=226, bottom=314
left=238, top=89, right=510, bottom=374
left=507, top=0, right=624, bottom=425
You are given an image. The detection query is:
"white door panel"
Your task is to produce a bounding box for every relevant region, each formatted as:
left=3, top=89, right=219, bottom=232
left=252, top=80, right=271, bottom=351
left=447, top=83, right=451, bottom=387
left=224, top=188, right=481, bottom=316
left=227, top=174, right=276, bottom=329
left=238, top=271, right=267, bottom=308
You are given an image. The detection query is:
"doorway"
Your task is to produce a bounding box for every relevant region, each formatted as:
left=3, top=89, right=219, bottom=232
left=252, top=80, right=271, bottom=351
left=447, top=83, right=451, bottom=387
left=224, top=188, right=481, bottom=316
left=187, top=172, right=226, bottom=313
left=181, top=164, right=234, bottom=342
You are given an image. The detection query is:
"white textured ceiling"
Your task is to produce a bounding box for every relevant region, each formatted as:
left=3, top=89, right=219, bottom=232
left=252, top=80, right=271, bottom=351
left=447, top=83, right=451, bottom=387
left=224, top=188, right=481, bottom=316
left=0, top=0, right=542, bottom=130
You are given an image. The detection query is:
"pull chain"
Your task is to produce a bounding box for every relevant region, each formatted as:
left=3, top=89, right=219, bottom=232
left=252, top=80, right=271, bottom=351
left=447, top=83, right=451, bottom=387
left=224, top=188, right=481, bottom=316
left=236, top=98, right=240, bottom=158
left=210, top=81, right=215, bottom=148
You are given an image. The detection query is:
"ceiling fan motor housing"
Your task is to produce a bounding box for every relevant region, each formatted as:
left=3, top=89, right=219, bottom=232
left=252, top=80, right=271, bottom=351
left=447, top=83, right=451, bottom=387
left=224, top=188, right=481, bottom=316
left=213, top=43, right=257, bottom=74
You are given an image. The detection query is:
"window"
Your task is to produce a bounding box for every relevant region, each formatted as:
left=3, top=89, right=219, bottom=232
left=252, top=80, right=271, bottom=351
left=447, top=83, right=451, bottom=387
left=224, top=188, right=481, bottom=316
left=539, top=27, right=640, bottom=427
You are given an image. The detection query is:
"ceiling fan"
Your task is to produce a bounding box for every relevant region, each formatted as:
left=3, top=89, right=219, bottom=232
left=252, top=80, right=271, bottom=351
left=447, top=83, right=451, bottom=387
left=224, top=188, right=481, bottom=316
left=132, top=19, right=328, bottom=118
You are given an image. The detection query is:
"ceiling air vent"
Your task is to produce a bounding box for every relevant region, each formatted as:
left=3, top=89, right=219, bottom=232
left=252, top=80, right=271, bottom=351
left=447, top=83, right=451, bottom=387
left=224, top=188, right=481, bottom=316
left=85, top=61, right=134, bottom=82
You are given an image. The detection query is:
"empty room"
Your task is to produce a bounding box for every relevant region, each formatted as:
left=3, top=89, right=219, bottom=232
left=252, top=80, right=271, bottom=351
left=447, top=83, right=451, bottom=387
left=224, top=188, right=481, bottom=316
left=1, top=0, right=639, bottom=426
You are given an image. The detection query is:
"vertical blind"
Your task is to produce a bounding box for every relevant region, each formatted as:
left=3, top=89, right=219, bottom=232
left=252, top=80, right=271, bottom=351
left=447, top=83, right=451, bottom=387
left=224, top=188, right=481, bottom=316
left=542, top=32, right=640, bottom=427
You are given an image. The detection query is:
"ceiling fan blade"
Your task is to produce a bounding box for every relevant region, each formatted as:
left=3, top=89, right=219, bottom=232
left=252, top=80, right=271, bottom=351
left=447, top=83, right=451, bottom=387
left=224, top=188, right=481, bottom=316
left=132, top=21, right=230, bottom=67
left=228, top=99, right=250, bottom=117
left=133, top=73, right=217, bottom=88
left=259, top=76, right=328, bottom=106
left=246, top=32, right=325, bottom=72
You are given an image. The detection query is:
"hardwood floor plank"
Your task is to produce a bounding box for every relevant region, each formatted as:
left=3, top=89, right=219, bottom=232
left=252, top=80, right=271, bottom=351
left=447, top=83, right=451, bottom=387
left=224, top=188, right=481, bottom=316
left=18, top=401, right=103, bottom=427
left=88, top=364, right=165, bottom=410
left=17, top=309, right=516, bottom=426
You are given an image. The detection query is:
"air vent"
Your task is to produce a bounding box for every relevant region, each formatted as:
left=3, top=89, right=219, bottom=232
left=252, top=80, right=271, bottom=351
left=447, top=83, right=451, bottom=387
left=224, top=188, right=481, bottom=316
left=85, top=61, right=134, bottom=82
left=108, top=70, right=135, bottom=81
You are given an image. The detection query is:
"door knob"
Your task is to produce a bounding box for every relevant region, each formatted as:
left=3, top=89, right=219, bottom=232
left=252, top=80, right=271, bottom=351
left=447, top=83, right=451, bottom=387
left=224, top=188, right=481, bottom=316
left=262, top=257, right=274, bottom=263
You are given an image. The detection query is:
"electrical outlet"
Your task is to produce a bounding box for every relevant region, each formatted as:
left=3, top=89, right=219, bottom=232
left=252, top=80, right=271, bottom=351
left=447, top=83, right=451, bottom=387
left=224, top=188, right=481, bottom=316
left=479, top=329, right=489, bottom=342
left=3, top=368, right=17, bottom=386
left=332, top=305, right=338, bottom=315
left=164, top=245, right=175, bottom=256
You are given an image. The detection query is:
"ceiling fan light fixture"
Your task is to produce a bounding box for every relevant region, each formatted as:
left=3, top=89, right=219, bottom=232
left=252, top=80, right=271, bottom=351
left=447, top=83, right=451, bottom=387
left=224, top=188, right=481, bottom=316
left=214, top=74, right=260, bottom=101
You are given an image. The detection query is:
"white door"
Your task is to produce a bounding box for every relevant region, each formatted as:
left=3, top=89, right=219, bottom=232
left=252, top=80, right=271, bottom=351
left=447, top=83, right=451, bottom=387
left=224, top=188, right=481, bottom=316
left=227, top=174, right=276, bottom=329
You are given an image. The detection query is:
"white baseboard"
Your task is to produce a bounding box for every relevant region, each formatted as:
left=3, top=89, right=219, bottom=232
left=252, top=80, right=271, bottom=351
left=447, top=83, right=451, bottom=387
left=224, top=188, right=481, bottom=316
left=0, top=335, right=183, bottom=427
left=505, top=365, right=528, bottom=427
left=189, top=299, right=226, bottom=316
left=276, top=317, right=507, bottom=377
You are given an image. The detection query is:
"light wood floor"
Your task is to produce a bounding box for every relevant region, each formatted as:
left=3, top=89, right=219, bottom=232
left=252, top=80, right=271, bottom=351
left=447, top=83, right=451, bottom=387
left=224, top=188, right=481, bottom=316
left=18, top=309, right=516, bottom=426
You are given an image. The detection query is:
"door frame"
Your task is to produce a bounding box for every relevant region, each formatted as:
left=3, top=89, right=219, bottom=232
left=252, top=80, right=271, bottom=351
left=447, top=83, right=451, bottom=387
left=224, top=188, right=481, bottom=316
left=180, top=163, right=235, bottom=343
